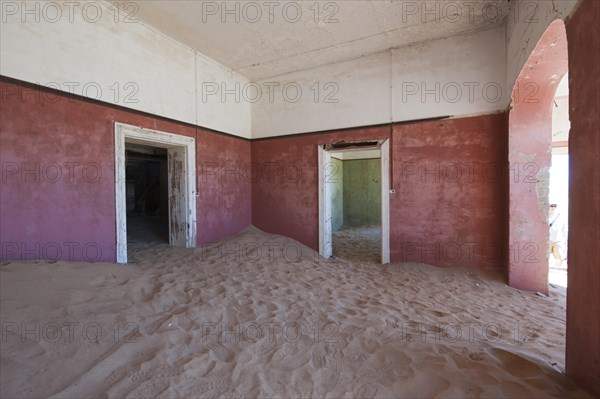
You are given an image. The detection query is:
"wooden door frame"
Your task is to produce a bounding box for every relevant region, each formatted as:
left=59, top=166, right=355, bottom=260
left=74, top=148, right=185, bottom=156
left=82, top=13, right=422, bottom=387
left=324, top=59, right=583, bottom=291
left=318, top=139, right=390, bottom=264
left=114, top=122, right=196, bottom=263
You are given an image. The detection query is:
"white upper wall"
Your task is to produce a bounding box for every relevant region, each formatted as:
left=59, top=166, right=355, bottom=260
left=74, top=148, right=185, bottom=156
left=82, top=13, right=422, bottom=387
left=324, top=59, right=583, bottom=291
left=195, top=53, right=251, bottom=137
left=252, top=26, right=506, bottom=138
left=392, top=27, right=506, bottom=122
left=3, top=1, right=582, bottom=139
left=252, top=51, right=393, bottom=138
left=505, top=0, right=580, bottom=105
left=0, top=1, right=251, bottom=138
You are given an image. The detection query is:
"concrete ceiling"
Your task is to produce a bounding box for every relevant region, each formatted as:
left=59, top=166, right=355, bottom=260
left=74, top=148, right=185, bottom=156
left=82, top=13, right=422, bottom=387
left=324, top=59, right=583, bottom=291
left=119, top=0, right=509, bottom=80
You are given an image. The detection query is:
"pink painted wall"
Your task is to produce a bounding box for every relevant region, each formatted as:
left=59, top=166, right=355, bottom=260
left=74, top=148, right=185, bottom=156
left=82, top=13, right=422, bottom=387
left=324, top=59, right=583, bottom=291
left=252, top=114, right=508, bottom=270
left=0, top=77, right=251, bottom=262
left=565, top=0, right=600, bottom=395
left=392, top=114, right=508, bottom=270
left=508, top=20, right=568, bottom=295
left=196, top=128, right=251, bottom=244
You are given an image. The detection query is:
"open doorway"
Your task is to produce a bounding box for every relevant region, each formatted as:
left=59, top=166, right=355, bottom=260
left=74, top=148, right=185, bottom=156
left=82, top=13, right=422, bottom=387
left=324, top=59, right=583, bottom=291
left=331, top=149, right=382, bottom=262
left=318, top=139, right=390, bottom=264
left=507, top=17, right=570, bottom=374
left=125, top=143, right=169, bottom=256
left=114, top=123, right=197, bottom=263
left=549, top=72, right=570, bottom=288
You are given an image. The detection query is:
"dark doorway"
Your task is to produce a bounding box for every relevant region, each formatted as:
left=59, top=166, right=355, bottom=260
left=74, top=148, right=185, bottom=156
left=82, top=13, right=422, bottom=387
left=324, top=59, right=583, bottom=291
left=125, top=143, right=169, bottom=256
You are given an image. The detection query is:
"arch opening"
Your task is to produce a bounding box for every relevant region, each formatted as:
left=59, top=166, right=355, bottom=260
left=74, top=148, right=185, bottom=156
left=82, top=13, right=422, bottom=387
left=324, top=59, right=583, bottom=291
left=507, top=19, right=569, bottom=295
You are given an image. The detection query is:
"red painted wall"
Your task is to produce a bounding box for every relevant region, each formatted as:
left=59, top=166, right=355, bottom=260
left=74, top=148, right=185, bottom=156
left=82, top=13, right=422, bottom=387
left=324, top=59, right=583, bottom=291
left=392, top=114, right=508, bottom=270
left=565, top=0, right=600, bottom=395
left=252, top=114, right=508, bottom=270
left=196, top=128, right=251, bottom=244
left=0, top=77, right=251, bottom=262
left=508, top=20, right=568, bottom=295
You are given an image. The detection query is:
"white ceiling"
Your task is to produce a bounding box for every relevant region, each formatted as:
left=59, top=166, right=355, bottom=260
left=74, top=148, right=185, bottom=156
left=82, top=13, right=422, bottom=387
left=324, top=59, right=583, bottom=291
left=120, top=0, right=509, bottom=80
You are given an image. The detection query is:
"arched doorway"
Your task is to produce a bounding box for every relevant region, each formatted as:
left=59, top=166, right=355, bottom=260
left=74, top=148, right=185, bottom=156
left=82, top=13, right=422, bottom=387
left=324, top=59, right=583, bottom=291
left=507, top=20, right=568, bottom=295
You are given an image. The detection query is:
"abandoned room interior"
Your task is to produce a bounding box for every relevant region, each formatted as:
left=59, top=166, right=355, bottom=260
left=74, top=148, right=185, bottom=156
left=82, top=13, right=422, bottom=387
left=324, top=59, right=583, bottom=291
left=0, top=0, right=598, bottom=397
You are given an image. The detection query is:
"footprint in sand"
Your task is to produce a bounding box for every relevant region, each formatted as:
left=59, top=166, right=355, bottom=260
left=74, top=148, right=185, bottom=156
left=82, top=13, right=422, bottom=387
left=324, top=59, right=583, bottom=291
left=254, top=337, right=278, bottom=358
left=325, top=355, right=341, bottom=374
left=128, top=369, right=147, bottom=384
left=104, top=366, right=127, bottom=386
left=178, top=360, right=216, bottom=385
left=153, top=365, right=182, bottom=378
left=352, top=382, right=378, bottom=398
left=127, top=378, right=170, bottom=398
left=344, top=308, right=358, bottom=316
left=184, top=378, right=231, bottom=397
left=385, top=319, right=400, bottom=328
left=270, top=342, right=311, bottom=370
left=312, top=345, right=327, bottom=369
left=89, top=392, right=109, bottom=399
left=361, top=338, right=380, bottom=354
left=143, top=315, right=171, bottom=335
left=467, top=384, right=484, bottom=396
left=374, top=368, right=401, bottom=387
left=205, top=340, right=234, bottom=362
left=291, top=375, right=315, bottom=398
left=429, top=310, right=448, bottom=318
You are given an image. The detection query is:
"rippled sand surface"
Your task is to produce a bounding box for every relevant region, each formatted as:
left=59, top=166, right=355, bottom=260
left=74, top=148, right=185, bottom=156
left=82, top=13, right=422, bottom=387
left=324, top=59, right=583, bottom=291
left=0, top=226, right=590, bottom=398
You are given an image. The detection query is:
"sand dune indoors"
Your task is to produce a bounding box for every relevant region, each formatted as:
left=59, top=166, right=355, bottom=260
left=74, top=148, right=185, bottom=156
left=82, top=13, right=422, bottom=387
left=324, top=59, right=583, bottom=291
left=0, top=227, right=590, bottom=398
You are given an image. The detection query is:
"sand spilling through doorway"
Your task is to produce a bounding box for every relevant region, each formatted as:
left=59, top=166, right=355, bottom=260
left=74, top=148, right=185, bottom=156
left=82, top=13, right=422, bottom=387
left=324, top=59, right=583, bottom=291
left=332, top=225, right=381, bottom=263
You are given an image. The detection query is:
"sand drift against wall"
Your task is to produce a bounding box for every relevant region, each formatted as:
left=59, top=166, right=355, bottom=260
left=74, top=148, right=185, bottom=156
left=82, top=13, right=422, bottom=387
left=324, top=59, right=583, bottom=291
left=0, top=227, right=588, bottom=398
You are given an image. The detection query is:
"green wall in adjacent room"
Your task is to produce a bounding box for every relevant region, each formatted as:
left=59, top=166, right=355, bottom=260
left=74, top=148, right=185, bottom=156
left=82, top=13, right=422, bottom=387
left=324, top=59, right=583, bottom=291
left=343, top=159, right=381, bottom=227
left=331, top=157, right=381, bottom=231
left=331, top=157, right=344, bottom=231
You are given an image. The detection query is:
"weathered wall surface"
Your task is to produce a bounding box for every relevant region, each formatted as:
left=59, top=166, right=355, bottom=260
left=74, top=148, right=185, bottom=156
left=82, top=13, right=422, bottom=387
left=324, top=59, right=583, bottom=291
left=565, top=0, right=600, bottom=395
left=252, top=113, right=507, bottom=270
left=506, top=0, right=580, bottom=101
left=507, top=20, right=568, bottom=294
left=392, top=114, right=508, bottom=270
left=0, top=1, right=251, bottom=137
left=343, top=159, right=381, bottom=227
left=0, top=78, right=251, bottom=262
left=195, top=128, right=252, bottom=245
left=252, top=27, right=506, bottom=138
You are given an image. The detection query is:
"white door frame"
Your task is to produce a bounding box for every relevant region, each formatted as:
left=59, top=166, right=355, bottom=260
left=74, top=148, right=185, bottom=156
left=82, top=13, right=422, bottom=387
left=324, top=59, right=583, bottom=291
left=318, top=139, right=391, bottom=264
left=318, top=147, right=333, bottom=258
left=114, top=122, right=196, bottom=263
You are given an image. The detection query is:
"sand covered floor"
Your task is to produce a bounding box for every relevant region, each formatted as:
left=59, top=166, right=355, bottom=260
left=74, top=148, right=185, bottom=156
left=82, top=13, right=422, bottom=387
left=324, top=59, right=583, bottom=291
left=333, top=225, right=381, bottom=263
left=0, top=227, right=591, bottom=398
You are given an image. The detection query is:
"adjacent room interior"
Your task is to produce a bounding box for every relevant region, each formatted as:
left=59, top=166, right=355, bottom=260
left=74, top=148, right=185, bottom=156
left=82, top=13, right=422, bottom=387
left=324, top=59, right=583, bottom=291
left=125, top=143, right=169, bottom=257
left=331, top=149, right=382, bottom=263
left=326, top=145, right=383, bottom=263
